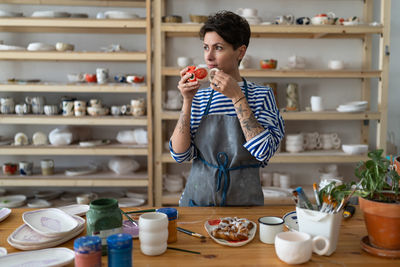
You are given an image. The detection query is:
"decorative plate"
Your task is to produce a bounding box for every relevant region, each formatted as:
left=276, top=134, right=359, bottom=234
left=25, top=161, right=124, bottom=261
left=58, top=204, right=89, bottom=217
left=0, top=208, right=11, bottom=222
left=0, top=247, right=75, bottom=266
left=283, top=211, right=299, bottom=232
left=204, top=219, right=257, bottom=247
left=8, top=216, right=84, bottom=250
left=0, top=195, right=26, bottom=208
left=22, top=208, right=78, bottom=237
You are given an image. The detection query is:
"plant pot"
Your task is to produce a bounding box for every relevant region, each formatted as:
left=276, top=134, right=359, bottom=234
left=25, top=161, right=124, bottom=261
left=359, top=196, right=400, bottom=250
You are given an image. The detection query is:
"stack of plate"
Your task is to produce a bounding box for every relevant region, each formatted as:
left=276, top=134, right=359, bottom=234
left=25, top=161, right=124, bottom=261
left=7, top=208, right=85, bottom=250
left=0, top=248, right=74, bottom=266
left=337, top=101, right=368, bottom=112
left=0, top=195, right=26, bottom=208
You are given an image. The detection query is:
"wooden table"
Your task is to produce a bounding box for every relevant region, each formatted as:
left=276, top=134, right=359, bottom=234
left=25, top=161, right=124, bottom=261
left=1, top=206, right=399, bottom=266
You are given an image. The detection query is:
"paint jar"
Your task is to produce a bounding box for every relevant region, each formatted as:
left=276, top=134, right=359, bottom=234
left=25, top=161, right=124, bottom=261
left=74, top=235, right=102, bottom=267
left=157, top=207, right=178, bottom=243
left=107, top=233, right=133, bottom=267
left=86, top=198, right=123, bottom=255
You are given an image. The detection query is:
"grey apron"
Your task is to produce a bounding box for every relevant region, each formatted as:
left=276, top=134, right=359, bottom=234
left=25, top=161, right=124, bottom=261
left=179, top=79, right=264, bottom=207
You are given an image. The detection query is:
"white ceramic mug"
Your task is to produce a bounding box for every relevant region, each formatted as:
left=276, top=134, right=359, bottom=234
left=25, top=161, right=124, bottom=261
left=177, top=57, right=193, bottom=68
left=111, top=105, right=122, bottom=116
left=258, top=216, right=284, bottom=244
left=279, top=173, right=291, bottom=189
left=74, top=100, right=86, bottom=116
left=236, top=8, right=258, bottom=18
left=0, top=97, right=15, bottom=114
left=25, top=96, right=45, bottom=114
left=96, top=68, right=109, bottom=84
left=328, top=60, right=344, bottom=70
left=139, top=212, right=168, bottom=256
left=62, top=100, right=74, bottom=116
left=41, top=159, right=54, bottom=176
left=44, top=105, right=59, bottom=116
left=272, top=172, right=281, bottom=187
left=275, top=232, right=330, bottom=264
left=310, top=96, right=324, bottom=112
left=19, top=161, right=33, bottom=176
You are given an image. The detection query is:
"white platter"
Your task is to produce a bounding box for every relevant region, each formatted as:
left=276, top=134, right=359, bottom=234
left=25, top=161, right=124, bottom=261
left=0, top=10, right=23, bottom=17
left=58, top=204, right=89, bottom=216
left=27, top=199, right=52, bottom=208
left=104, top=10, right=139, bottom=19
left=204, top=219, right=257, bottom=247
left=31, top=11, right=70, bottom=18
left=0, top=247, right=74, bottom=266
left=336, top=106, right=366, bottom=113
left=0, top=195, right=26, bottom=208
left=34, top=190, right=63, bottom=200
left=8, top=215, right=84, bottom=249
left=65, top=167, right=97, bottom=176
left=27, top=42, right=56, bottom=51
left=79, top=139, right=110, bottom=147
left=23, top=208, right=78, bottom=237
left=0, top=44, right=25, bottom=51
left=118, top=197, right=145, bottom=207
left=342, top=144, right=368, bottom=155
left=126, top=191, right=148, bottom=200
left=283, top=211, right=299, bottom=232
left=0, top=208, right=11, bottom=222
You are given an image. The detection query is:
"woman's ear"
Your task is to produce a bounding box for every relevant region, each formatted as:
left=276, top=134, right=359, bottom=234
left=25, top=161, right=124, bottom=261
left=238, top=45, right=247, bottom=61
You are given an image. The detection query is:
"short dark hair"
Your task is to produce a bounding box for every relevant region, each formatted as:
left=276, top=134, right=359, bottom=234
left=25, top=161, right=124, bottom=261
left=199, top=10, right=250, bottom=50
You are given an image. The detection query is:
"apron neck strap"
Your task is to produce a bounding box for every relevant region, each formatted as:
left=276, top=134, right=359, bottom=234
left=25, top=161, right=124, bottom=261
left=203, top=78, right=248, bottom=116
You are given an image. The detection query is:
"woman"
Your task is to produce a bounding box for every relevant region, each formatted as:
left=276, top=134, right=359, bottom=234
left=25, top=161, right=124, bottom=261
left=169, top=11, right=285, bottom=207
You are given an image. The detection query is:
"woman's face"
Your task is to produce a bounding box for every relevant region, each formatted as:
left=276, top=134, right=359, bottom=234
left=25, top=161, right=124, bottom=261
left=203, top=31, right=244, bottom=75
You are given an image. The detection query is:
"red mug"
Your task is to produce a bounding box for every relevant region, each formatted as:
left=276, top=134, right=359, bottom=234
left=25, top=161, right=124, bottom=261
left=2, top=163, right=18, bottom=175
left=85, top=73, right=97, bottom=83
left=260, top=59, right=277, bottom=69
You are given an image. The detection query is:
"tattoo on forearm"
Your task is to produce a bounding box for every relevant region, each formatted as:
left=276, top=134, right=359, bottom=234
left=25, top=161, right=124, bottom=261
left=177, top=112, right=190, bottom=134
left=234, top=102, right=264, bottom=140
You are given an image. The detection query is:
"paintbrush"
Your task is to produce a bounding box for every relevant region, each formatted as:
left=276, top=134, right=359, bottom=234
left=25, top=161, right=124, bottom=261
left=120, top=208, right=138, bottom=226
left=167, top=247, right=201, bottom=255
left=125, top=209, right=156, bottom=214
left=177, top=227, right=206, bottom=239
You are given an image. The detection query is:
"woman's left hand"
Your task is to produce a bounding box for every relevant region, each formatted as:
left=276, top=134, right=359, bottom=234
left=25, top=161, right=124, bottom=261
left=210, top=70, right=244, bottom=102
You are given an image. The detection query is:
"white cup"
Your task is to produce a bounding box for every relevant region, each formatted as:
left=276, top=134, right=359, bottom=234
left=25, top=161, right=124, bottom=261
left=279, top=173, right=291, bottom=189
left=328, top=60, right=344, bottom=70
left=177, top=57, right=193, bottom=68
left=139, top=212, right=168, bottom=256
left=310, top=96, right=323, bottom=112
left=258, top=216, right=284, bottom=244
left=237, top=8, right=258, bottom=18
left=96, top=68, right=109, bottom=84
left=272, top=172, right=281, bottom=187
left=275, top=232, right=330, bottom=264
left=40, top=159, right=54, bottom=176
left=44, top=105, right=59, bottom=116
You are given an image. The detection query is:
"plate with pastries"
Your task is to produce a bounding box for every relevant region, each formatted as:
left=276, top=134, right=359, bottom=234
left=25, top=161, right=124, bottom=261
left=204, top=217, right=257, bottom=247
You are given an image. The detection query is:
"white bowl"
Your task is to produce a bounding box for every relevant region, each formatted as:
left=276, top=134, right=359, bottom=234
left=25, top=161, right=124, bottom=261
left=0, top=10, right=23, bottom=17
left=342, top=144, right=368, bottom=155
left=87, top=106, right=108, bottom=116
left=31, top=11, right=70, bottom=18
left=104, top=11, right=139, bottom=19
left=27, top=42, right=56, bottom=51
left=0, top=44, right=25, bottom=51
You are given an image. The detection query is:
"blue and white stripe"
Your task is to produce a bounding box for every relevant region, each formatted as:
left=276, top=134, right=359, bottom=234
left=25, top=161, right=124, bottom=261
left=170, top=80, right=285, bottom=164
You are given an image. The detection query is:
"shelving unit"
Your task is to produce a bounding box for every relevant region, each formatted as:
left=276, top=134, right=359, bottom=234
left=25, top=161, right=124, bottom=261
left=0, top=0, right=153, bottom=205
left=153, top=0, right=390, bottom=206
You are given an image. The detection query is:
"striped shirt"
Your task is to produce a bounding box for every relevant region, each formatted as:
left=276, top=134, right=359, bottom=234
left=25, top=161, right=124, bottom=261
left=170, top=80, right=285, bottom=165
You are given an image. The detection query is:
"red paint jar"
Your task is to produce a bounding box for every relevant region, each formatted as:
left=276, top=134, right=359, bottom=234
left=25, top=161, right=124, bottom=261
left=74, top=235, right=102, bottom=267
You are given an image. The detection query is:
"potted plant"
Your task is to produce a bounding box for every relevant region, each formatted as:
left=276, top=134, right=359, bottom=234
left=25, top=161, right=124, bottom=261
left=355, top=149, right=400, bottom=250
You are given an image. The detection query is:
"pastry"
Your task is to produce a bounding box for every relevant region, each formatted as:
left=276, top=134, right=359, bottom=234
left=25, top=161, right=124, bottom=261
left=211, top=217, right=254, bottom=241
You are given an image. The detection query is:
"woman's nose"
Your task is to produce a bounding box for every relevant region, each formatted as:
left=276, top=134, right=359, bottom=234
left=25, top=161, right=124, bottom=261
left=205, top=49, right=214, bottom=61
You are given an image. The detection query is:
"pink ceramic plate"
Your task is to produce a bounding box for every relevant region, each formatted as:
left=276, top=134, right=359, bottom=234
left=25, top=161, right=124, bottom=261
left=204, top=219, right=257, bottom=247
left=0, top=247, right=74, bottom=266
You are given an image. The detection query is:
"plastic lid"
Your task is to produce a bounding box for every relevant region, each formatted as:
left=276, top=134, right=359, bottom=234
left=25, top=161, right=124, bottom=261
left=74, top=236, right=102, bottom=254
left=157, top=208, right=178, bottom=220
left=107, top=233, right=132, bottom=250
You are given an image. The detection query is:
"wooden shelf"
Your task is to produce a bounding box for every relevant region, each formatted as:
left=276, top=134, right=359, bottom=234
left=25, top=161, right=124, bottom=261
left=0, top=18, right=147, bottom=33
left=1, top=0, right=146, bottom=7
left=160, top=150, right=367, bottom=164
left=0, top=115, right=148, bottom=125
left=162, top=23, right=383, bottom=38
left=0, top=144, right=148, bottom=155
left=0, top=83, right=148, bottom=93
left=0, top=51, right=146, bottom=61
left=162, top=67, right=381, bottom=78
left=161, top=110, right=380, bottom=121
left=0, top=171, right=148, bottom=187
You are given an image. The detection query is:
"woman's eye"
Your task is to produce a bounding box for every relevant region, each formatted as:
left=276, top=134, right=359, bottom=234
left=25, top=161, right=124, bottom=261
left=216, top=46, right=223, bottom=50
left=203, top=45, right=209, bottom=51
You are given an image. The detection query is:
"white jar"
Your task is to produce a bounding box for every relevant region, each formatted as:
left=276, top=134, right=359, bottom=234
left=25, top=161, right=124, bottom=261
left=139, top=212, right=168, bottom=256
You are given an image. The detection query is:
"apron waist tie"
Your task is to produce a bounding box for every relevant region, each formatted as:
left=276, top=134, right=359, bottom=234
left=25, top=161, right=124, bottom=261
left=198, top=152, right=260, bottom=206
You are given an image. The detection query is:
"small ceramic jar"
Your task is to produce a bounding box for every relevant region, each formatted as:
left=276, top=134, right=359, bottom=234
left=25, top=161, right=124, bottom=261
left=139, top=212, right=168, bottom=256
left=2, top=163, right=18, bottom=175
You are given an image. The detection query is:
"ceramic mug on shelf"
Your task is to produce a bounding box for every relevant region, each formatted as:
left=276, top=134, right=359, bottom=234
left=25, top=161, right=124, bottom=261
left=96, top=68, right=109, bottom=84
left=44, top=105, right=59, bottom=116
left=236, top=8, right=258, bottom=18
left=0, top=97, right=15, bottom=114
left=25, top=96, right=45, bottom=114
left=41, top=159, right=54, bottom=176
left=310, top=96, right=324, bottom=112
left=19, top=161, right=33, bottom=176
left=62, top=100, right=74, bottom=116
left=2, top=163, right=18, bottom=176
left=74, top=100, right=86, bottom=116
left=139, top=212, right=169, bottom=256
left=89, top=99, right=102, bottom=108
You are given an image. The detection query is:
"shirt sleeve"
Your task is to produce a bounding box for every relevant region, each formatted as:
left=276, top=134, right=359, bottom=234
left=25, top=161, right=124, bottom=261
left=169, top=139, right=197, bottom=163
left=243, top=89, right=285, bottom=164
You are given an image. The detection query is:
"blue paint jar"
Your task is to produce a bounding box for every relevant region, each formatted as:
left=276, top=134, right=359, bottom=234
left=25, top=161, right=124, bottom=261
left=107, top=233, right=133, bottom=267
left=74, top=235, right=102, bottom=267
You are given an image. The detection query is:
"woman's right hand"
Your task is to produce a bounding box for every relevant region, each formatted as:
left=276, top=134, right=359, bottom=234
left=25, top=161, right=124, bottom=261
left=177, top=67, right=201, bottom=101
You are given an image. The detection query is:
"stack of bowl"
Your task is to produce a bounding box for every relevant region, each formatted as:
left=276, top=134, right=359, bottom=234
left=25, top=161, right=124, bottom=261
left=285, top=134, right=304, bottom=153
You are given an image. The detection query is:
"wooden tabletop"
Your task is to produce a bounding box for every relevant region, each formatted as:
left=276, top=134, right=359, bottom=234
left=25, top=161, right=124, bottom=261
left=1, top=206, right=399, bottom=266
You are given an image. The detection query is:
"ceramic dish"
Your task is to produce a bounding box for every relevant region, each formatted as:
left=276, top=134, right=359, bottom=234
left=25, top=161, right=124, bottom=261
left=0, top=247, right=7, bottom=256
left=0, top=195, right=26, bottom=208
left=34, top=191, right=63, bottom=200
left=65, top=167, right=97, bottom=176
left=118, top=197, right=145, bottom=207
left=283, top=211, right=299, bottom=232
left=9, top=215, right=84, bottom=247
left=0, top=44, right=25, bottom=51
left=336, top=105, right=366, bottom=113
left=0, top=208, right=11, bottom=222
left=104, top=10, right=139, bottom=19
left=27, top=199, right=51, bottom=208
left=27, top=42, right=56, bottom=51
left=58, top=204, right=89, bottom=216
left=204, top=219, right=257, bottom=247
left=360, top=235, right=400, bottom=258
left=0, top=10, right=23, bottom=17
left=341, top=101, right=368, bottom=107
left=31, top=11, right=70, bottom=18
left=342, top=144, right=368, bottom=155
left=22, top=208, right=78, bottom=237
left=79, top=139, right=110, bottom=147
left=0, top=247, right=74, bottom=266
left=126, top=191, right=148, bottom=200
left=123, top=219, right=139, bottom=238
